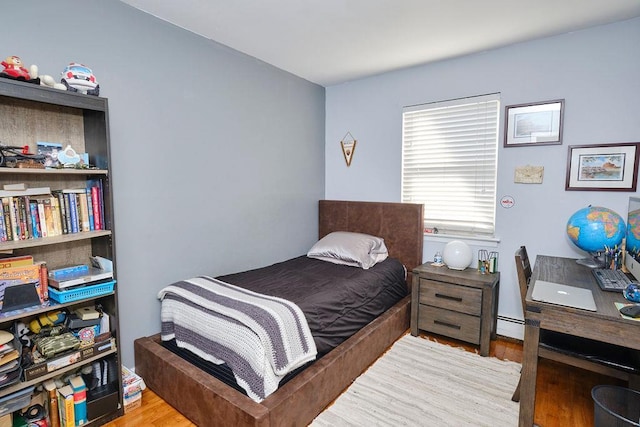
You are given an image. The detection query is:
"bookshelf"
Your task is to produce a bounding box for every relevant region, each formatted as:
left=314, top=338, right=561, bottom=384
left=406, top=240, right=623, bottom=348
left=0, top=78, right=122, bottom=425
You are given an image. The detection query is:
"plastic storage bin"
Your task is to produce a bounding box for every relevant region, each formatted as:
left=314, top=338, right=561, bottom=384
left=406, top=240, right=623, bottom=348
left=592, top=385, right=640, bottom=426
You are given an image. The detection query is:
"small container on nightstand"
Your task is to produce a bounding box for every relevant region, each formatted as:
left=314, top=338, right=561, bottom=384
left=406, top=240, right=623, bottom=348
left=410, top=262, right=500, bottom=356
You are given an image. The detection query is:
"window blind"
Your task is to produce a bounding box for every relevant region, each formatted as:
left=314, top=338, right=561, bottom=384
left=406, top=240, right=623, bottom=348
left=401, top=94, right=500, bottom=237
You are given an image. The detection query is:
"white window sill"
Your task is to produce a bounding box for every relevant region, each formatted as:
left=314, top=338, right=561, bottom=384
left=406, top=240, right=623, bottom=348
left=423, top=233, right=500, bottom=248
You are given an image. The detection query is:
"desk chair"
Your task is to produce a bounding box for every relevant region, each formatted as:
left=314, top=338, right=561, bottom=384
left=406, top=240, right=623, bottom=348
left=511, top=246, right=640, bottom=402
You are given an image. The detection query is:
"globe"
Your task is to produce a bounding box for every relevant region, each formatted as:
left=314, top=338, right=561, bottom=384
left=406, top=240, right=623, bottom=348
left=566, top=206, right=625, bottom=254
left=627, top=208, right=640, bottom=253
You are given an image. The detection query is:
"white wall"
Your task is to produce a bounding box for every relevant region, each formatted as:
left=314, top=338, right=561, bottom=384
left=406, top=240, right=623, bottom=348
left=325, top=18, right=640, bottom=336
left=2, top=1, right=326, bottom=366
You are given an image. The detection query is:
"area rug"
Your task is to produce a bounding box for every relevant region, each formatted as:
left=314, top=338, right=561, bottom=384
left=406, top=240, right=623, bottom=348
left=310, top=334, right=521, bottom=426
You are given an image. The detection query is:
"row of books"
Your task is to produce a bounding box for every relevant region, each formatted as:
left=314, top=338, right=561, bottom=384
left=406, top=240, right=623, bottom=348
left=45, top=374, right=88, bottom=427
left=0, top=180, right=105, bottom=243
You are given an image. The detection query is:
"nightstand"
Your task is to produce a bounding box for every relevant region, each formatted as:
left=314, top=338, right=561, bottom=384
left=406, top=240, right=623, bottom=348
left=410, top=262, right=500, bottom=356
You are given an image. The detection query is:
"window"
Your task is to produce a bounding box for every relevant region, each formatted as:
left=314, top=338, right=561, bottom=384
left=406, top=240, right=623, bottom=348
left=402, top=93, right=500, bottom=237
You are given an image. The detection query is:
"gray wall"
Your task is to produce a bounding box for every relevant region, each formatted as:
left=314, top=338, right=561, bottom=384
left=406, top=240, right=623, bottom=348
left=325, top=18, right=640, bottom=337
left=2, top=1, right=325, bottom=366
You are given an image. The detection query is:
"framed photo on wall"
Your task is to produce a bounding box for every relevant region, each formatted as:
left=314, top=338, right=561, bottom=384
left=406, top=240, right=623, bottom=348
left=565, top=142, right=640, bottom=191
left=504, top=99, right=564, bottom=147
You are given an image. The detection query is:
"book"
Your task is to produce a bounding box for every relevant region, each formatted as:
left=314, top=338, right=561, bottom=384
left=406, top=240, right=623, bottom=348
left=88, top=180, right=104, bottom=230
left=75, top=306, right=100, bottom=320
left=1, top=198, right=11, bottom=241
left=57, top=384, right=75, bottom=427
left=69, top=375, right=88, bottom=425
left=0, top=200, right=5, bottom=242
left=48, top=267, right=113, bottom=289
left=52, top=191, right=69, bottom=235
left=17, top=196, right=28, bottom=239
left=44, top=379, right=60, bottom=427
left=43, top=197, right=55, bottom=236
left=67, top=193, right=79, bottom=234
left=77, top=192, right=90, bottom=231
left=0, top=186, right=51, bottom=198
left=38, top=261, right=49, bottom=302
left=85, top=188, right=95, bottom=231
left=50, top=196, right=63, bottom=236
left=7, top=197, right=18, bottom=241
left=2, top=183, right=26, bottom=191
left=0, top=255, right=34, bottom=269
left=0, top=263, right=42, bottom=307
left=28, top=201, right=40, bottom=238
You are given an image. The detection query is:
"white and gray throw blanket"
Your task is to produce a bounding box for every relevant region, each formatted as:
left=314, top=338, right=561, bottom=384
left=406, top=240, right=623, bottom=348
left=158, top=276, right=317, bottom=402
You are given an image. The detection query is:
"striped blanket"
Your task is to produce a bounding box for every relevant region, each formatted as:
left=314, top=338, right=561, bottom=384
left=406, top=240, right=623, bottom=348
left=158, top=276, right=317, bottom=402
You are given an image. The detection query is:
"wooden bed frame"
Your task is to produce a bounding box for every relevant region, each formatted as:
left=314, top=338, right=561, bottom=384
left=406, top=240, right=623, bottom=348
left=134, top=200, right=424, bottom=426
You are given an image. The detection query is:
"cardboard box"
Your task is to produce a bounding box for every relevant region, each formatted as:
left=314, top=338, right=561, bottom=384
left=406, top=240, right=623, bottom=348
left=123, top=395, right=141, bottom=414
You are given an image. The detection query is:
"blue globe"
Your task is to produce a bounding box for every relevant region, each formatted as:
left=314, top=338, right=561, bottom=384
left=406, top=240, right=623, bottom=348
left=566, top=206, right=625, bottom=253
left=627, top=208, right=640, bottom=253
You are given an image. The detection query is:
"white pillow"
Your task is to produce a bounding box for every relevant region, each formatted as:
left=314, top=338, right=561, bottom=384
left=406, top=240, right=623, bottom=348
left=307, top=231, right=388, bottom=269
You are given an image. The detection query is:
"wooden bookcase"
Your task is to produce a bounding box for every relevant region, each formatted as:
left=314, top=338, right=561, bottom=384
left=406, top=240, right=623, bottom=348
left=0, top=78, right=122, bottom=424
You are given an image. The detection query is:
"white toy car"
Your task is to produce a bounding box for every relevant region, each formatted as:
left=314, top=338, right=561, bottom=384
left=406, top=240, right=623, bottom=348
left=61, top=63, right=99, bottom=96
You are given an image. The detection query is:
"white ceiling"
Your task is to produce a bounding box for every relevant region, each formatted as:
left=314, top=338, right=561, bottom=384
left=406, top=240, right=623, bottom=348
left=119, top=0, right=640, bottom=87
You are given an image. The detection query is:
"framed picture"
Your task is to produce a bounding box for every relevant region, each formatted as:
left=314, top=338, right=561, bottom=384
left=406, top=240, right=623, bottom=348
left=504, top=99, right=564, bottom=147
left=565, top=143, right=640, bottom=191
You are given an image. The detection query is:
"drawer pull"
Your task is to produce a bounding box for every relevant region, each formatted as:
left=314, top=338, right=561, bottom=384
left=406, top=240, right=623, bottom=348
left=434, top=293, right=463, bottom=302
left=434, top=320, right=461, bottom=330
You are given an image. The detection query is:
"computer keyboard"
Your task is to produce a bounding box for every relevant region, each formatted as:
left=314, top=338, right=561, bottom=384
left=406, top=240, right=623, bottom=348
left=592, top=268, right=632, bottom=291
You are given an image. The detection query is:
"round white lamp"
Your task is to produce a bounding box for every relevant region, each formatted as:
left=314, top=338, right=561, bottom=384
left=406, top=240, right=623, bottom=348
left=442, top=240, right=473, bottom=270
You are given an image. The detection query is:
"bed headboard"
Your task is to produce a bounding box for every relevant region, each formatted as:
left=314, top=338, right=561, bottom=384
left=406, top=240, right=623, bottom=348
left=318, top=200, right=424, bottom=284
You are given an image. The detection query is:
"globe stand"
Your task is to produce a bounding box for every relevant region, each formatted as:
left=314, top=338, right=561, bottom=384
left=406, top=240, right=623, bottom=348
left=576, top=252, right=604, bottom=269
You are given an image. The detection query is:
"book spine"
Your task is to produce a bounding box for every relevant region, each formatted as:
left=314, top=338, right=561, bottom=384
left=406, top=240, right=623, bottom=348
left=78, top=193, right=90, bottom=231
left=54, top=191, right=69, bottom=235
left=39, top=261, right=48, bottom=302
left=18, top=196, right=29, bottom=239
left=1, top=198, right=12, bottom=241
left=90, top=185, right=102, bottom=230
left=0, top=198, right=5, bottom=242
left=51, top=196, right=62, bottom=236
left=45, top=380, right=60, bottom=427
left=29, top=201, right=40, bottom=238
left=8, top=197, right=19, bottom=241
left=37, top=200, right=48, bottom=237
left=72, top=379, right=88, bottom=425
left=58, top=387, right=75, bottom=427
left=67, top=193, right=79, bottom=233
left=44, top=198, right=55, bottom=236
left=85, top=187, right=95, bottom=231
left=0, top=255, right=34, bottom=269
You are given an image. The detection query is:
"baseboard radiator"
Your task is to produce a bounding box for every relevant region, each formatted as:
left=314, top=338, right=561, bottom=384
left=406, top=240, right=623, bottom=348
left=497, top=315, right=524, bottom=341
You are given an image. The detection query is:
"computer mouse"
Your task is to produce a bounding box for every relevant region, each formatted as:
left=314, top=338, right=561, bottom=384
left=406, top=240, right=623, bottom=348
left=619, top=304, right=640, bottom=318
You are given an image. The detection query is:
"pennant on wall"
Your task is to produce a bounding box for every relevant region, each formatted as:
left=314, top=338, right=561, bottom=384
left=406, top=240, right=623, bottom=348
left=340, top=132, right=357, bottom=167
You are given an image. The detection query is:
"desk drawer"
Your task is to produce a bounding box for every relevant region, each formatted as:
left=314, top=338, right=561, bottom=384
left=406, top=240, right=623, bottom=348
left=419, top=279, right=482, bottom=315
left=418, top=305, right=481, bottom=344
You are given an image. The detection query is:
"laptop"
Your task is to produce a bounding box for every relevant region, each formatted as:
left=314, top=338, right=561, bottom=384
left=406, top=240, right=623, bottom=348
left=531, top=280, right=597, bottom=311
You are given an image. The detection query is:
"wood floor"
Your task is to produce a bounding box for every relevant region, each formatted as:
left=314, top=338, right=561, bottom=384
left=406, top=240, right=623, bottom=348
left=105, top=334, right=623, bottom=427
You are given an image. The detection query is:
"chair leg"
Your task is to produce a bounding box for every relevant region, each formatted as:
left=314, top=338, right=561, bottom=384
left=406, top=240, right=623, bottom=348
left=511, top=376, right=522, bottom=402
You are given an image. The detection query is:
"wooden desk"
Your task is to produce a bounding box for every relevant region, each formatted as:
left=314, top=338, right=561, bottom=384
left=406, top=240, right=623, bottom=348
left=519, top=255, right=640, bottom=426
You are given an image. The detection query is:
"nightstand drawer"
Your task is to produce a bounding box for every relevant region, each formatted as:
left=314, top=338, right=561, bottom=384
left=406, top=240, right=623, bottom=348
left=419, top=279, right=482, bottom=315
left=418, top=305, right=481, bottom=344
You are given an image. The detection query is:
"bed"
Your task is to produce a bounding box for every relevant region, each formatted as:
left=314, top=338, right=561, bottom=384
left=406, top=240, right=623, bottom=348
left=134, top=200, right=424, bottom=426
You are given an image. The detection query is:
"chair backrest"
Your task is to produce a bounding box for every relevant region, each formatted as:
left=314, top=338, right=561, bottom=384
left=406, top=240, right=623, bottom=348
left=515, top=246, right=532, bottom=313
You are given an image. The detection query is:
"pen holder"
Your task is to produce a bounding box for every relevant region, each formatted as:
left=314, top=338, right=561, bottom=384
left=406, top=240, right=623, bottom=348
left=604, top=250, right=622, bottom=270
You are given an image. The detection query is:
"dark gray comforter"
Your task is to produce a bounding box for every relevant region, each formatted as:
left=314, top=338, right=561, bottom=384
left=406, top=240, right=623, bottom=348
left=218, top=255, right=408, bottom=355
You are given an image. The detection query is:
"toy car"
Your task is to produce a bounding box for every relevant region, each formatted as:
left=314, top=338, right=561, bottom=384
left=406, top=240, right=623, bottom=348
left=61, top=63, right=99, bottom=96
